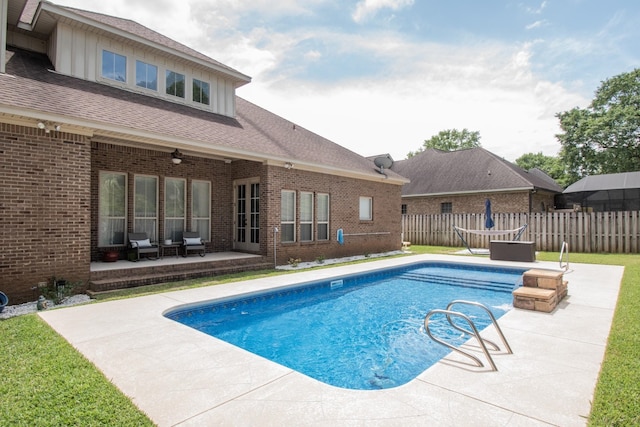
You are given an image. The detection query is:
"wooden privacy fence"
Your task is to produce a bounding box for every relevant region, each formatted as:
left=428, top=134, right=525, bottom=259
left=402, top=211, right=640, bottom=253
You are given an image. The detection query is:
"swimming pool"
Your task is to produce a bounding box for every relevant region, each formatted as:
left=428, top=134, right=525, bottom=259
left=165, top=262, right=525, bottom=390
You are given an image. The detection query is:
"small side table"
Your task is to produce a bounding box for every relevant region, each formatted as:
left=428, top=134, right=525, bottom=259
left=160, top=243, right=181, bottom=259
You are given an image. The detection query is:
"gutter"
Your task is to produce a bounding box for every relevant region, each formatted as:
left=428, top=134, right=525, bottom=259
left=402, top=187, right=535, bottom=197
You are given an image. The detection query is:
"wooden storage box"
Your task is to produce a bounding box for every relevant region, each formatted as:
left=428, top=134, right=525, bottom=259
left=490, top=240, right=536, bottom=262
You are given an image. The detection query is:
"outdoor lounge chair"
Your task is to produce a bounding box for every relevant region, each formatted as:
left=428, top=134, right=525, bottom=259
left=182, top=231, right=206, bottom=257
left=128, top=232, right=159, bottom=261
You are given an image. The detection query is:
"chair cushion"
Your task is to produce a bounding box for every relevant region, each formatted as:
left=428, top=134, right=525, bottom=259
left=131, top=238, right=152, bottom=248
left=184, top=237, right=202, bottom=246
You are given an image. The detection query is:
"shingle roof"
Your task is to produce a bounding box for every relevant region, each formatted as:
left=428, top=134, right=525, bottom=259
left=391, top=147, right=563, bottom=196
left=1, top=47, right=405, bottom=183
left=563, top=171, right=640, bottom=193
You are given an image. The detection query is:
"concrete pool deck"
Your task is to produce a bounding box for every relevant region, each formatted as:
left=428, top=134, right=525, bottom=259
left=39, top=254, right=623, bottom=426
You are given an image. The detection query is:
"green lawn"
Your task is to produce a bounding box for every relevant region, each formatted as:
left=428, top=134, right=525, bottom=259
left=1, top=247, right=637, bottom=426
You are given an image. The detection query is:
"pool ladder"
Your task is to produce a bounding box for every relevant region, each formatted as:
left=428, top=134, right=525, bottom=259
left=423, top=300, right=512, bottom=371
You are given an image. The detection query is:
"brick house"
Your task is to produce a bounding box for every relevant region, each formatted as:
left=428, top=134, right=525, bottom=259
left=390, top=148, right=563, bottom=215
left=0, top=0, right=407, bottom=303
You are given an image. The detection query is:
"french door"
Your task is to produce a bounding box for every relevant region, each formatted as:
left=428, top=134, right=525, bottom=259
left=233, top=178, right=260, bottom=252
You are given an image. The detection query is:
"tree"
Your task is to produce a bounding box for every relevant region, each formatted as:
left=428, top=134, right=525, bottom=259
left=556, top=68, right=640, bottom=185
left=408, top=128, right=481, bottom=157
left=515, top=152, right=569, bottom=187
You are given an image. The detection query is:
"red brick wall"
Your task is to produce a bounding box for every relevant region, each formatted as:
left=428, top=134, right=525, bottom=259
left=403, top=191, right=556, bottom=215
left=1, top=124, right=91, bottom=303
left=263, top=166, right=403, bottom=265
left=91, top=142, right=236, bottom=260
left=92, top=146, right=403, bottom=265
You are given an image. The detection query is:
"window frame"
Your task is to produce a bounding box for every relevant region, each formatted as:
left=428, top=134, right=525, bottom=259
left=164, top=177, right=186, bottom=243
left=191, top=180, right=211, bottom=241
left=316, top=193, right=330, bottom=241
left=101, top=49, right=127, bottom=83
left=359, top=196, right=373, bottom=221
left=192, top=78, right=210, bottom=106
left=300, top=191, right=314, bottom=242
left=135, top=60, right=158, bottom=91
left=165, top=69, right=185, bottom=98
left=280, top=190, right=296, bottom=243
left=98, top=171, right=127, bottom=247
left=133, top=174, right=159, bottom=242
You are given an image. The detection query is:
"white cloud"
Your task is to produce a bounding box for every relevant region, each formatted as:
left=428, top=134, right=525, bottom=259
left=526, top=19, right=549, bottom=30
left=239, top=39, right=588, bottom=161
left=52, top=0, right=590, bottom=162
left=526, top=1, right=548, bottom=15
left=352, top=0, right=415, bottom=23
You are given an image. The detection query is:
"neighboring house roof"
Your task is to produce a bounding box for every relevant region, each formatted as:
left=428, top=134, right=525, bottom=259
left=0, top=46, right=406, bottom=184
left=392, top=147, right=563, bottom=196
left=563, top=171, right=640, bottom=193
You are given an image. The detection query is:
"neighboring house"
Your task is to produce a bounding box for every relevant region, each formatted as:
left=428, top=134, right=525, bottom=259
left=558, top=171, right=640, bottom=212
left=0, top=0, right=407, bottom=303
left=390, top=148, right=563, bottom=215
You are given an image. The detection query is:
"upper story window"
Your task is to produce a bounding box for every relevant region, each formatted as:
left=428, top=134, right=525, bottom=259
left=102, top=50, right=127, bottom=82
left=166, top=70, right=185, bottom=98
left=441, top=202, right=452, bottom=214
left=193, top=78, right=210, bottom=105
left=401, top=204, right=407, bottom=215
left=136, top=60, right=158, bottom=91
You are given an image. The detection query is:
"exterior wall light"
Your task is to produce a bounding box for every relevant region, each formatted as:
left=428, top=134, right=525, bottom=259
left=171, top=149, right=183, bottom=164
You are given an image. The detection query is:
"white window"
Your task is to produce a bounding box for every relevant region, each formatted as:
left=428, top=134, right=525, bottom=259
left=300, top=192, right=313, bottom=242
left=317, top=193, right=329, bottom=241
left=101, top=50, right=127, bottom=82
left=359, top=196, right=373, bottom=221
left=98, top=172, right=127, bottom=246
left=136, top=60, right=158, bottom=90
left=134, top=175, right=158, bottom=241
left=281, top=190, right=296, bottom=243
left=166, top=70, right=185, bottom=98
left=164, top=178, right=186, bottom=243
left=193, top=78, right=210, bottom=105
left=192, top=180, right=211, bottom=240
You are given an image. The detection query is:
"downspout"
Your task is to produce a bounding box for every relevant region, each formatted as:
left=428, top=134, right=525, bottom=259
left=0, top=0, right=8, bottom=74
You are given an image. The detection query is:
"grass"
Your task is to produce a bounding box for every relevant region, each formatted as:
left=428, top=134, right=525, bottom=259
left=0, top=315, right=153, bottom=426
left=1, top=246, right=638, bottom=425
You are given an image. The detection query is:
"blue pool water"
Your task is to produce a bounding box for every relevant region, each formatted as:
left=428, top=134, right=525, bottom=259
left=165, top=262, right=525, bottom=390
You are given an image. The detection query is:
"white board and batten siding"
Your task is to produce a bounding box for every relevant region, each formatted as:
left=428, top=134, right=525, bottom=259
left=49, top=21, right=238, bottom=118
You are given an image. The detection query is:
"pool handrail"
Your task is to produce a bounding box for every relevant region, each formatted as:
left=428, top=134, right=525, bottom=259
left=445, top=300, right=513, bottom=355
left=559, top=241, right=570, bottom=271
left=424, top=309, right=498, bottom=371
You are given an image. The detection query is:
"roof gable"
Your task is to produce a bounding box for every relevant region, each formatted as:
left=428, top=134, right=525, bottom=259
left=392, top=147, right=563, bottom=196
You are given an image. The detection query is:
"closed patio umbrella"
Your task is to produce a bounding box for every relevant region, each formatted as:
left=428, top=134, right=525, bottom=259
left=485, top=199, right=495, bottom=229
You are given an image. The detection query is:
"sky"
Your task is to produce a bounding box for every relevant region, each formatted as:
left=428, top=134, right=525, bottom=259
left=51, top=0, right=640, bottom=162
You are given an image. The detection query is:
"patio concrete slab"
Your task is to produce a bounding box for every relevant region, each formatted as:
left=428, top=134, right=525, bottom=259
left=39, top=254, right=623, bottom=426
